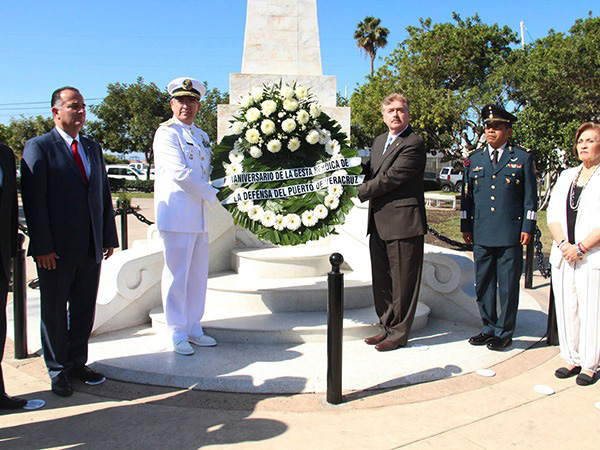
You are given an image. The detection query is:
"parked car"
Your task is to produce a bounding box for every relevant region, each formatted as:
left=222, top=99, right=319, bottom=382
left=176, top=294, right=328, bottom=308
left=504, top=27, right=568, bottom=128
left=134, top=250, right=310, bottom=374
left=423, top=171, right=442, bottom=191
left=129, top=163, right=155, bottom=180
left=438, top=166, right=463, bottom=192
left=106, top=164, right=143, bottom=180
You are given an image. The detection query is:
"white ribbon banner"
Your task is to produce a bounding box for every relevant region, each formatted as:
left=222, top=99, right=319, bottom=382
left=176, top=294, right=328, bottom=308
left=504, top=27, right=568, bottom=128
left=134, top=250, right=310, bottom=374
left=222, top=174, right=365, bottom=205
left=212, top=157, right=362, bottom=188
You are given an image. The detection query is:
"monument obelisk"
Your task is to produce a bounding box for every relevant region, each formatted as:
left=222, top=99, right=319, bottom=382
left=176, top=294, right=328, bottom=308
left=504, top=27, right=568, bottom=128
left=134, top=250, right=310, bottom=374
left=217, top=0, right=350, bottom=141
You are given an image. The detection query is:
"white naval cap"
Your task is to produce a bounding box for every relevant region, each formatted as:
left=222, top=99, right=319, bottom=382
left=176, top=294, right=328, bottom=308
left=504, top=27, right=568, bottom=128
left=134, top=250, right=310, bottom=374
left=167, top=77, right=206, bottom=100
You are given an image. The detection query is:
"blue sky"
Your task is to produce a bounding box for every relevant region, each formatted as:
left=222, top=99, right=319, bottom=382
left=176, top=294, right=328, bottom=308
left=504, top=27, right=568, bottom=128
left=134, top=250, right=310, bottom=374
left=0, top=0, right=596, bottom=124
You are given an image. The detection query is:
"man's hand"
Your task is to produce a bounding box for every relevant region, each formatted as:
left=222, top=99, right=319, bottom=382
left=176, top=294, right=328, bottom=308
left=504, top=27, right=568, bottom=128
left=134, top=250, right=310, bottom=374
left=462, top=232, right=473, bottom=245
left=520, top=232, right=531, bottom=245
left=36, top=253, right=59, bottom=270
left=103, top=247, right=114, bottom=260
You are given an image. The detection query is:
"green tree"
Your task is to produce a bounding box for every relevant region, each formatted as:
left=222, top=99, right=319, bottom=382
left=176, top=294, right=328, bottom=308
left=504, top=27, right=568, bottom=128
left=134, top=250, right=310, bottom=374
left=194, top=86, right=229, bottom=144
left=354, top=16, right=390, bottom=77
left=104, top=153, right=129, bottom=164
left=350, top=13, right=517, bottom=157
left=88, top=77, right=171, bottom=176
left=4, top=115, right=54, bottom=158
left=504, top=14, right=599, bottom=205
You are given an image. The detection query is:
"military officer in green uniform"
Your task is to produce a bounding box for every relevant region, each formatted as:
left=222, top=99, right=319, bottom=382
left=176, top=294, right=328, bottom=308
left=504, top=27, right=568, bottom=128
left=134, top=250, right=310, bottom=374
left=461, top=104, right=538, bottom=351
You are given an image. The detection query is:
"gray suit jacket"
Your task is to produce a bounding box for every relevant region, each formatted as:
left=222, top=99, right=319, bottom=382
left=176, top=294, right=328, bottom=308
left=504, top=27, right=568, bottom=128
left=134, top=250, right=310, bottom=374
left=21, top=127, right=118, bottom=265
left=358, top=125, right=427, bottom=241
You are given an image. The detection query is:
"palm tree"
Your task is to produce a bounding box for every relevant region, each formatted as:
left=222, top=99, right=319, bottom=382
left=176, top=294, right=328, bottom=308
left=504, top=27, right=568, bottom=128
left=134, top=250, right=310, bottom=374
left=354, top=16, right=390, bottom=76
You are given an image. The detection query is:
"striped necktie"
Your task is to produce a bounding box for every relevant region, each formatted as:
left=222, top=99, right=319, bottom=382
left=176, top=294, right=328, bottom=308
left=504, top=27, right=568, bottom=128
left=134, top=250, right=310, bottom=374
left=383, top=135, right=395, bottom=155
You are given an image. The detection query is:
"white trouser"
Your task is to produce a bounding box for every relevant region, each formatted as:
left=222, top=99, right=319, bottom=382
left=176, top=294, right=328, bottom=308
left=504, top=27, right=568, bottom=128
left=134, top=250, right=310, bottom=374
left=159, top=231, right=209, bottom=344
left=552, top=260, right=600, bottom=372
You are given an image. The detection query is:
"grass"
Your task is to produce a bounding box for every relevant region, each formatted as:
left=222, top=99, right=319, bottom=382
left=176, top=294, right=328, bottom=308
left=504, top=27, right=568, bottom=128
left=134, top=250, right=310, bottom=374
left=112, top=192, right=154, bottom=198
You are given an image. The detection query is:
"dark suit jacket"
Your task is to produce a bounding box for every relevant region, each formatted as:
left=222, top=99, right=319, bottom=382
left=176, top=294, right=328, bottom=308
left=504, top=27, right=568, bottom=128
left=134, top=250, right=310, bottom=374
left=20, top=127, right=118, bottom=265
left=0, top=144, right=17, bottom=282
left=357, top=125, right=427, bottom=241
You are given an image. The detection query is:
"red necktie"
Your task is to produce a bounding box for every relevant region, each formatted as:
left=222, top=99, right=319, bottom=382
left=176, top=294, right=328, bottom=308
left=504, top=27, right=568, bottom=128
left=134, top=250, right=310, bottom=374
left=71, top=140, right=89, bottom=186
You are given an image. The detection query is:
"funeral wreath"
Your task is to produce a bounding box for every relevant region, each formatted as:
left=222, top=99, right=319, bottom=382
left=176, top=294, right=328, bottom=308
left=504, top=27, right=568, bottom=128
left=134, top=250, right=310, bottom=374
left=211, top=81, right=362, bottom=246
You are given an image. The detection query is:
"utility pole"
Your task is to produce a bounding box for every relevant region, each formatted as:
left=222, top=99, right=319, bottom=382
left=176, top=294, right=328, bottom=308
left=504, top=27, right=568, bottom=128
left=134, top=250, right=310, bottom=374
left=520, top=21, right=525, bottom=49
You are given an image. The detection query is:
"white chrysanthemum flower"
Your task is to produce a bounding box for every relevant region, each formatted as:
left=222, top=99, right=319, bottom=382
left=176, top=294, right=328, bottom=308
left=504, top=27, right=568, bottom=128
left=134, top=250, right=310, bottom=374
left=301, top=210, right=318, bottom=227
left=332, top=169, right=347, bottom=177
left=245, top=107, right=261, bottom=123
left=278, top=111, right=286, bottom=118
left=251, top=87, right=263, bottom=101
left=267, top=139, right=282, bottom=153
left=231, top=121, right=244, bottom=135
left=331, top=152, right=344, bottom=160
left=229, top=149, right=244, bottom=164
left=285, top=213, right=301, bottom=230
left=330, top=140, right=341, bottom=154
left=260, top=210, right=276, bottom=227
left=296, top=109, right=310, bottom=125
left=314, top=204, right=328, bottom=219
left=261, top=99, right=277, bottom=116
left=225, top=163, right=243, bottom=175
left=248, top=205, right=265, bottom=221
left=237, top=199, right=254, bottom=212
left=287, top=137, right=301, bottom=152
left=260, top=119, right=276, bottom=135
left=240, top=95, right=254, bottom=108
left=295, top=85, right=309, bottom=99
left=306, top=129, right=320, bottom=145
left=249, top=145, right=263, bottom=158
left=281, top=85, right=295, bottom=99
left=324, top=194, right=340, bottom=210
left=273, top=214, right=287, bottom=231
left=245, top=128, right=260, bottom=144
left=328, top=184, right=343, bottom=198
left=310, top=103, right=321, bottom=118
left=283, top=99, right=299, bottom=111
left=319, top=129, right=331, bottom=145
left=325, top=141, right=334, bottom=155
left=282, top=118, right=297, bottom=133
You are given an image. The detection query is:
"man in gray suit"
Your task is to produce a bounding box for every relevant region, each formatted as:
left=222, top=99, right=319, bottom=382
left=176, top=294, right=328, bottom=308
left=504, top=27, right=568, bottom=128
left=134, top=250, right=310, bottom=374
left=358, top=93, right=427, bottom=352
left=0, top=143, right=28, bottom=409
left=21, top=86, right=118, bottom=397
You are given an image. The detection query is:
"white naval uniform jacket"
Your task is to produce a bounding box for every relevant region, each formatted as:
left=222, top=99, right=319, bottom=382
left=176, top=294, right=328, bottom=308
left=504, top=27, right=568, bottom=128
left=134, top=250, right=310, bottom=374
left=547, top=165, right=600, bottom=270
left=153, top=117, right=218, bottom=233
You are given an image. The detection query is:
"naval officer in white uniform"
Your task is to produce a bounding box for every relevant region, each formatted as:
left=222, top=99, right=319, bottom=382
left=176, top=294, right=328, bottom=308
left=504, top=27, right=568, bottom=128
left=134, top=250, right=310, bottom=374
left=153, top=77, right=219, bottom=355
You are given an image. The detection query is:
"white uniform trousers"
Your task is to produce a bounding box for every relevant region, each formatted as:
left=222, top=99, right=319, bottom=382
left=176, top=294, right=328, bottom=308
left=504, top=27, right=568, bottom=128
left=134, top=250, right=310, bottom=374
left=552, top=260, right=600, bottom=372
left=160, top=230, right=209, bottom=343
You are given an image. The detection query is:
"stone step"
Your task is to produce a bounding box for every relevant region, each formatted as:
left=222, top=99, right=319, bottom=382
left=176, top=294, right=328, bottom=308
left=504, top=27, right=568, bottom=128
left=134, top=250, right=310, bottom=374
left=232, top=246, right=334, bottom=278
left=149, top=303, right=431, bottom=344
left=207, top=270, right=372, bottom=312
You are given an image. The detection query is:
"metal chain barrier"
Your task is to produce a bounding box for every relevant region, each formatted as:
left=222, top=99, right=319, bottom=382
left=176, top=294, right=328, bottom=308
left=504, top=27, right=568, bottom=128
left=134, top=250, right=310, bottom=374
left=534, top=225, right=552, bottom=279
left=427, top=225, right=473, bottom=251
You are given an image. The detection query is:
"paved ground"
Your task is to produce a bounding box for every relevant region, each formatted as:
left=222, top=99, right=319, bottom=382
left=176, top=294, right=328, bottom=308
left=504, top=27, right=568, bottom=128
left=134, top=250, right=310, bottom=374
left=3, top=199, right=599, bottom=449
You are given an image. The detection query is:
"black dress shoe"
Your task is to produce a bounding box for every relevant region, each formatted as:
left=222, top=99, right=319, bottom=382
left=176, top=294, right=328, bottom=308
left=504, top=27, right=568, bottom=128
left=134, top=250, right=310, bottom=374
left=375, top=339, right=403, bottom=352
left=70, top=365, right=106, bottom=386
left=554, top=366, right=581, bottom=379
left=0, top=394, right=28, bottom=410
left=575, top=373, right=596, bottom=386
left=487, top=337, right=512, bottom=351
left=365, top=332, right=387, bottom=346
left=468, top=333, right=494, bottom=346
left=51, top=373, right=73, bottom=397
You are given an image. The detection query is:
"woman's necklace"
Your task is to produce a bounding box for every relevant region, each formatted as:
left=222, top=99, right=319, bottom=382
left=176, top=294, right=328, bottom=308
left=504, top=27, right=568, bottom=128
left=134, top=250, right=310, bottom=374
left=569, top=164, right=599, bottom=210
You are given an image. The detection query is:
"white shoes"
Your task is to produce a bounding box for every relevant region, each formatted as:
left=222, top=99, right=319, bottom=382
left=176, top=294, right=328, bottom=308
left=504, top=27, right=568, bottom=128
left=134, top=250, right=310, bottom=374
left=188, top=334, right=217, bottom=347
left=173, top=340, right=194, bottom=355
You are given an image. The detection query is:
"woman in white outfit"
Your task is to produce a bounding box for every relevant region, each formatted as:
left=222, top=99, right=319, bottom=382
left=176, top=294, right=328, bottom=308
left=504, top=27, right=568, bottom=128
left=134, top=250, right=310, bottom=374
left=547, top=122, right=600, bottom=386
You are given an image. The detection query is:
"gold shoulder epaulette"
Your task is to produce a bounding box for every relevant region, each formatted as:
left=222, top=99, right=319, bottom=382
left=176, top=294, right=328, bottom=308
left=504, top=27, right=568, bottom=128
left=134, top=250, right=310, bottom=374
left=161, top=118, right=176, bottom=127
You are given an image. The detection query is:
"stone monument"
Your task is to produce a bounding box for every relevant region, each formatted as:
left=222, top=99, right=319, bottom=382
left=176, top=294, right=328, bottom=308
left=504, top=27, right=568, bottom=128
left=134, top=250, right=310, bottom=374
left=217, top=0, right=350, bottom=142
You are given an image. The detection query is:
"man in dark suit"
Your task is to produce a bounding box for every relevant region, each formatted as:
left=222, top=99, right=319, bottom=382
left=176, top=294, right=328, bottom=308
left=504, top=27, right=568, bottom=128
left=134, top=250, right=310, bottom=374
left=21, top=86, right=118, bottom=396
left=461, top=104, right=537, bottom=351
left=0, top=143, right=28, bottom=409
left=358, top=93, right=427, bottom=352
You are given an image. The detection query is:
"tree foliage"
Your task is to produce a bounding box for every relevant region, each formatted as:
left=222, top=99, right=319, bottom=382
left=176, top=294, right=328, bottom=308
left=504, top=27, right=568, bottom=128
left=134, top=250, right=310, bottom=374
left=350, top=13, right=517, bottom=156
left=88, top=77, right=171, bottom=173
left=354, top=16, right=390, bottom=77
left=3, top=115, right=55, bottom=158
